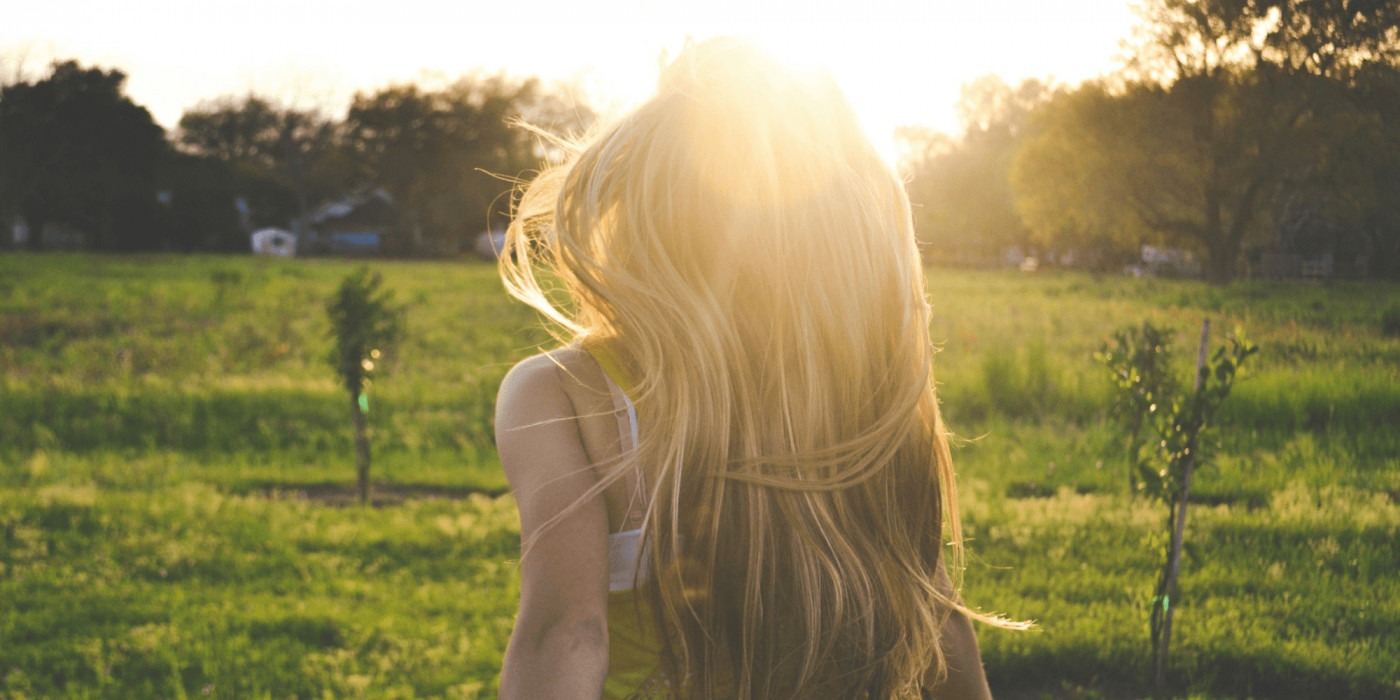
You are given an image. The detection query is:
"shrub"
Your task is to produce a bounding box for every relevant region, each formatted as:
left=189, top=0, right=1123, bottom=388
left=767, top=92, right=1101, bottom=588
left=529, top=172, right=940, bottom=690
left=1381, top=303, right=1400, bottom=337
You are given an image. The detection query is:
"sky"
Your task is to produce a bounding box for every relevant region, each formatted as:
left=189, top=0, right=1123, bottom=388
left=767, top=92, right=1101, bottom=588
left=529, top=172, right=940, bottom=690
left=2, top=0, right=1140, bottom=154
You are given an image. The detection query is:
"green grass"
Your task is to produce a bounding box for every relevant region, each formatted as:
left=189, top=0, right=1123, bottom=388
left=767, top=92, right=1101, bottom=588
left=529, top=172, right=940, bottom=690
left=2, top=481, right=518, bottom=698
left=1, top=254, right=1396, bottom=698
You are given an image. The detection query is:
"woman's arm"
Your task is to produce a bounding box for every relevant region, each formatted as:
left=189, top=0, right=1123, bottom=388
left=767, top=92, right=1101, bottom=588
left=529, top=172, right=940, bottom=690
left=496, top=353, right=611, bottom=699
left=923, top=559, right=993, bottom=700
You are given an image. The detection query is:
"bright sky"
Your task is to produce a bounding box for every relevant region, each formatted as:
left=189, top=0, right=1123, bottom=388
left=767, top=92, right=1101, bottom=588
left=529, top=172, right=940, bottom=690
left=2, top=0, right=1138, bottom=155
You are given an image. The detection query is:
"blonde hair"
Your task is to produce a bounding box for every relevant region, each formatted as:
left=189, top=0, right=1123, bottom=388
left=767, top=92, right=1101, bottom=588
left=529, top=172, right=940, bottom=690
left=503, top=38, right=1009, bottom=698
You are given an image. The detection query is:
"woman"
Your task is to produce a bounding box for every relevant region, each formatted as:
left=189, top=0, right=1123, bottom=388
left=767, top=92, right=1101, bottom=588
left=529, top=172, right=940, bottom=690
left=495, top=38, right=1019, bottom=699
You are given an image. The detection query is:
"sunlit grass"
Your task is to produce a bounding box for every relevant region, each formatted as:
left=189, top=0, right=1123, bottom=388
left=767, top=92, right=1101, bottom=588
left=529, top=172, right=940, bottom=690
left=2, top=480, right=519, bottom=698
left=1, top=254, right=1396, bottom=698
left=966, top=485, right=1399, bottom=699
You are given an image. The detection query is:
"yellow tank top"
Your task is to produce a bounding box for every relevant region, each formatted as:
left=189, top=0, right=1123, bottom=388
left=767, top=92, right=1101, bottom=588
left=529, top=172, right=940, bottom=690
left=603, top=588, right=666, bottom=698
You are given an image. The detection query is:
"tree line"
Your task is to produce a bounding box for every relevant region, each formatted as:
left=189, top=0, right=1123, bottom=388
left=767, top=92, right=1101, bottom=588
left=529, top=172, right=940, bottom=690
left=900, top=0, right=1400, bottom=283
left=4, top=0, right=1397, bottom=280
left=0, top=62, right=591, bottom=254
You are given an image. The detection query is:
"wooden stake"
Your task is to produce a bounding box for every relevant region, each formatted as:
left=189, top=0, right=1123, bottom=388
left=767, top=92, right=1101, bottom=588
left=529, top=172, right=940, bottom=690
left=1155, top=319, right=1210, bottom=695
left=351, top=393, right=372, bottom=505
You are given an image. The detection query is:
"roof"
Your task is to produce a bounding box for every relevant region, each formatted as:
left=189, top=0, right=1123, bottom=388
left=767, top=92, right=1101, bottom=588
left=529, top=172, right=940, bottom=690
left=309, top=189, right=394, bottom=225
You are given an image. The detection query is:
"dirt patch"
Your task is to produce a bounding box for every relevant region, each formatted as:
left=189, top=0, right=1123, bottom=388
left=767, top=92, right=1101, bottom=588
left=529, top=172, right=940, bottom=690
left=243, top=482, right=509, bottom=507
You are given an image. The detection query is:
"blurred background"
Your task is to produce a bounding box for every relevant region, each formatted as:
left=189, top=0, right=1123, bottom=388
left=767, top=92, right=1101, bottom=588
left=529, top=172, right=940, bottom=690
left=3, top=0, right=1397, bottom=281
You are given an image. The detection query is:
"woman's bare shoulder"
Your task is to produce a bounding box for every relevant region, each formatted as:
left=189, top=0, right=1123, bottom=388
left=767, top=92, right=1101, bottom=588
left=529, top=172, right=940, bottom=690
left=495, top=349, right=595, bottom=493
left=498, top=346, right=605, bottom=409
left=496, top=347, right=606, bottom=427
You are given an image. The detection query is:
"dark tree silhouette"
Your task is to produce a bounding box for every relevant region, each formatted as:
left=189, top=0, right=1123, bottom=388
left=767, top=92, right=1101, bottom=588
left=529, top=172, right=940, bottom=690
left=157, top=152, right=246, bottom=252
left=0, top=61, right=165, bottom=251
left=177, top=95, right=348, bottom=235
left=344, top=74, right=592, bottom=254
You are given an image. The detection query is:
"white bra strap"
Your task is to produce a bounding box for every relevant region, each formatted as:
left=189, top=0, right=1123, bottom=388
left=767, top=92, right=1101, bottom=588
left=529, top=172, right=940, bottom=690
left=599, top=370, right=639, bottom=453
left=597, top=366, right=646, bottom=530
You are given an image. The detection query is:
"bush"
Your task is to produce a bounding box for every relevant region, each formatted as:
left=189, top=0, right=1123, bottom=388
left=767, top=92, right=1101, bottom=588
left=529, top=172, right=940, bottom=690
left=1381, top=303, right=1400, bottom=337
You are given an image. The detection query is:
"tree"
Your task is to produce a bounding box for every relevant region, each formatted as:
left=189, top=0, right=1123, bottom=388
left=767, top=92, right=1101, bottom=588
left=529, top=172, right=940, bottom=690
left=1010, top=83, right=1145, bottom=265
left=157, top=152, right=245, bottom=252
left=898, top=76, right=1050, bottom=264
left=0, top=61, right=166, bottom=251
left=326, top=268, right=402, bottom=505
left=344, top=74, right=592, bottom=254
left=1266, top=60, right=1400, bottom=279
left=1015, top=60, right=1306, bottom=283
left=1014, top=0, right=1400, bottom=283
left=1014, top=73, right=1303, bottom=278
left=1339, top=64, right=1400, bottom=279
left=177, top=95, right=349, bottom=235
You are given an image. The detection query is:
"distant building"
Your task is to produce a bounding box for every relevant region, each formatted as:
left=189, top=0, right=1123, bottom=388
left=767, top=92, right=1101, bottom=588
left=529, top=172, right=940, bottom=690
left=9, top=218, right=27, bottom=247
left=303, top=189, right=394, bottom=255
left=1253, top=250, right=1345, bottom=280
left=1125, top=245, right=1201, bottom=278
left=251, top=228, right=297, bottom=257
left=9, top=219, right=89, bottom=250
left=328, top=232, right=382, bottom=255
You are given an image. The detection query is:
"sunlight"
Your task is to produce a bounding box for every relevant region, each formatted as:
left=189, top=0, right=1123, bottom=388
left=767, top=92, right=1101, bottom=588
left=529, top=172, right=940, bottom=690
left=738, top=28, right=906, bottom=164
left=606, top=23, right=929, bottom=166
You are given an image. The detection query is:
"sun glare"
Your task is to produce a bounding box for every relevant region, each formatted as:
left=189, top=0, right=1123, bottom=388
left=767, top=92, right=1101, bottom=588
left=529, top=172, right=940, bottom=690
left=740, top=30, right=905, bottom=163
left=618, top=24, right=920, bottom=166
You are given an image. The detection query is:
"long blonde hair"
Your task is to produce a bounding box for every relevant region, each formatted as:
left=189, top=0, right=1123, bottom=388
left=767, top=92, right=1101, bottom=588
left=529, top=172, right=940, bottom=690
left=503, top=38, right=1003, bottom=698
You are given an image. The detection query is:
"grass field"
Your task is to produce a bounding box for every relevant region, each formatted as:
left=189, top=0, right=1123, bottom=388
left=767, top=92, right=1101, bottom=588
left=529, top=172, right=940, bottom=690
left=1, top=253, right=1396, bottom=699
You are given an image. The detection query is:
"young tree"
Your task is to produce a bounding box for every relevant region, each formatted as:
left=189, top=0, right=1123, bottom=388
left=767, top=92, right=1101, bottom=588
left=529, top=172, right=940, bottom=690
left=1098, top=320, right=1257, bottom=695
left=326, top=268, right=403, bottom=505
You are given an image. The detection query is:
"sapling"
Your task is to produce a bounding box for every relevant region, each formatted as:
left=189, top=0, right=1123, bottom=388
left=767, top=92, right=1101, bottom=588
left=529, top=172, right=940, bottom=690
left=326, top=268, right=403, bottom=505
left=1097, top=320, right=1257, bottom=696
